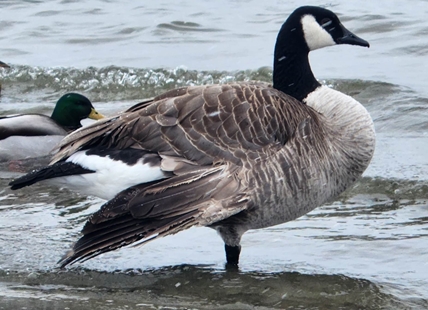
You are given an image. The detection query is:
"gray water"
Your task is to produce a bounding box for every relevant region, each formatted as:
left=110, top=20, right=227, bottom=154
left=0, top=0, right=427, bottom=309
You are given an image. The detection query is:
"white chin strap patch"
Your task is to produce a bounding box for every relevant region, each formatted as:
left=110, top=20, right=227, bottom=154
left=301, top=15, right=336, bottom=51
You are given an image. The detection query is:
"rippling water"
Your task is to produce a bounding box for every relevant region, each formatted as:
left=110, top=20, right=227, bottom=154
left=0, top=0, right=427, bottom=309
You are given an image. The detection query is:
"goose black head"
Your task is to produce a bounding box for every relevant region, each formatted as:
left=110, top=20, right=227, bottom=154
left=293, top=6, right=369, bottom=52
left=273, top=6, right=369, bottom=101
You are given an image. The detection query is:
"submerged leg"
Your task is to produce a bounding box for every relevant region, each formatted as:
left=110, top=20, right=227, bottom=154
left=212, top=223, right=244, bottom=267
left=225, top=244, right=241, bottom=265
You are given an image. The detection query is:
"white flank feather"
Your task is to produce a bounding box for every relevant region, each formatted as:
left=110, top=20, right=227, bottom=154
left=51, top=151, right=168, bottom=200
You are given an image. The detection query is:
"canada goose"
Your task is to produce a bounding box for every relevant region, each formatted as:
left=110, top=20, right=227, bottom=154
left=0, top=61, right=9, bottom=94
left=0, top=93, right=104, bottom=161
left=10, top=6, right=375, bottom=267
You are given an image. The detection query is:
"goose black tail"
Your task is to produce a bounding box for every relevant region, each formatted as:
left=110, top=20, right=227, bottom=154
left=9, top=161, right=94, bottom=190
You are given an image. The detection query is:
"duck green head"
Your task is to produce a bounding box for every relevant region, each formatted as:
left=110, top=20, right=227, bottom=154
left=51, top=93, right=104, bottom=131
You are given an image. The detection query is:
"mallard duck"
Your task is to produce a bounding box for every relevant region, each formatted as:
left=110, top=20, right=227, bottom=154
left=10, top=6, right=375, bottom=267
left=0, top=61, right=10, bottom=94
left=1, top=93, right=104, bottom=161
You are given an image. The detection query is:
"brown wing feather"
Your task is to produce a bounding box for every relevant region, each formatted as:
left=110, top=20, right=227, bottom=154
left=59, top=212, right=199, bottom=266
left=58, top=164, right=250, bottom=267
left=51, top=83, right=319, bottom=165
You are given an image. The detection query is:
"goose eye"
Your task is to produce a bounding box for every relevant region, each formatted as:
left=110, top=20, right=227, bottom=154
left=321, top=18, right=333, bottom=28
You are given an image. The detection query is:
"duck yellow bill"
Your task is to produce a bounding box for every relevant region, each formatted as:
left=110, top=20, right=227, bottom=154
left=88, top=108, right=105, bottom=120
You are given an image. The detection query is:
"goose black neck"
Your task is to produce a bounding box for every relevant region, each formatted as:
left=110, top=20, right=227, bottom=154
left=273, top=23, right=320, bottom=102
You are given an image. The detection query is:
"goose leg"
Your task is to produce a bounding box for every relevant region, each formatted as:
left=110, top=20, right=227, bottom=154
left=225, top=244, right=241, bottom=265
left=214, top=224, right=243, bottom=267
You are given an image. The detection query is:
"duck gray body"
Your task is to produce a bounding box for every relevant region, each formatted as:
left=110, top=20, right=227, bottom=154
left=10, top=6, right=375, bottom=267
left=0, top=114, right=66, bottom=162
left=0, top=93, right=103, bottom=162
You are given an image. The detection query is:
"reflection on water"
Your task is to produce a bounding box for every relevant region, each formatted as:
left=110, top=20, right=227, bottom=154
left=0, top=265, right=416, bottom=310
